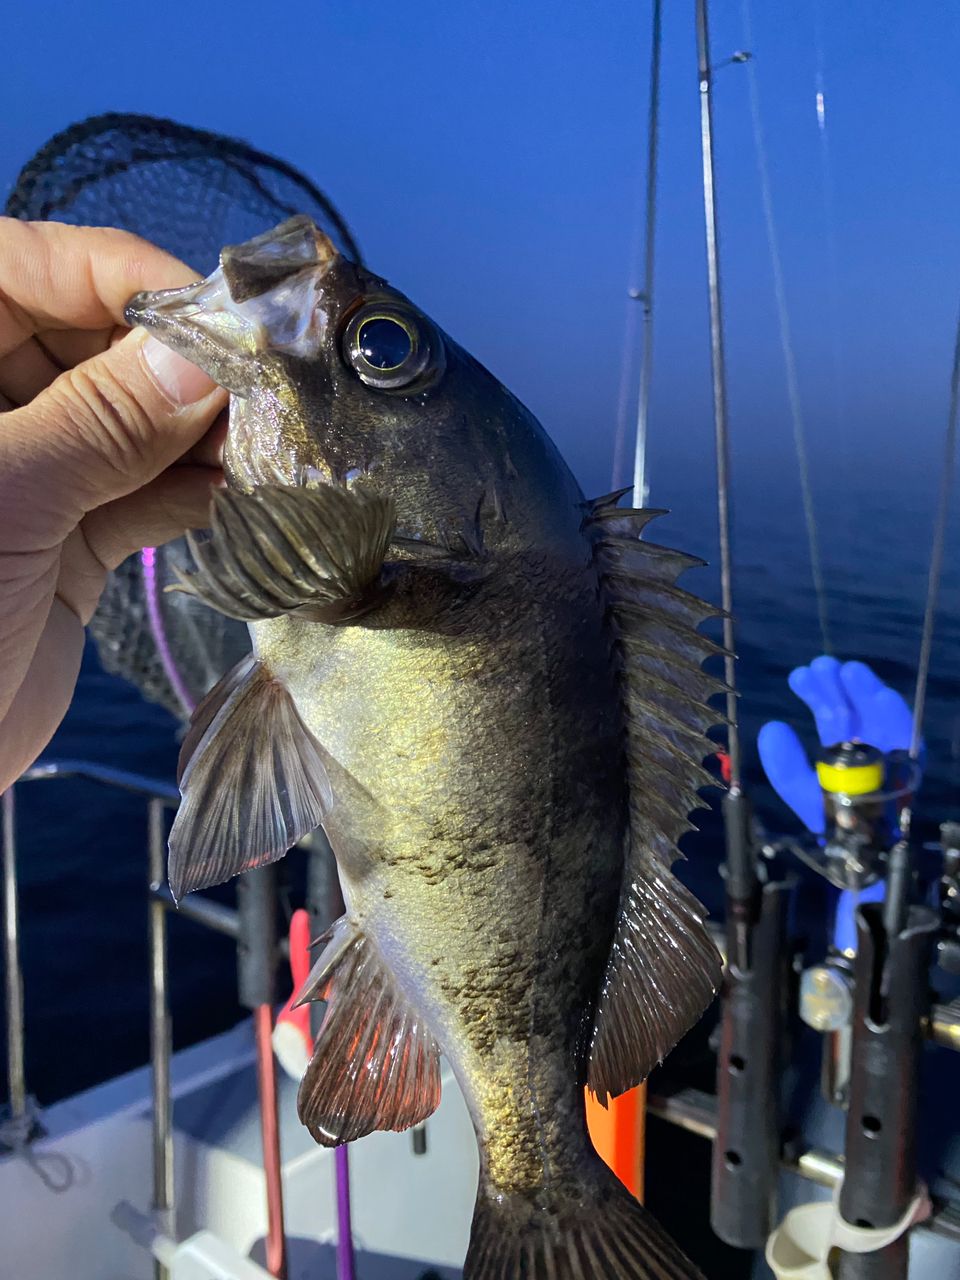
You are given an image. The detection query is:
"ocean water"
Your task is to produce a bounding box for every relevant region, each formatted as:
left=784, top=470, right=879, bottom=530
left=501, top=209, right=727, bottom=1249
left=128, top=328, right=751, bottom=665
left=4, top=450, right=957, bottom=1114
left=1, top=448, right=957, bottom=1279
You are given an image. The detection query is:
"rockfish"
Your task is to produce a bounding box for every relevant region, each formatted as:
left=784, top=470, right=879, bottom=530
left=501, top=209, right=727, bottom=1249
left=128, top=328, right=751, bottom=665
left=126, top=216, right=723, bottom=1280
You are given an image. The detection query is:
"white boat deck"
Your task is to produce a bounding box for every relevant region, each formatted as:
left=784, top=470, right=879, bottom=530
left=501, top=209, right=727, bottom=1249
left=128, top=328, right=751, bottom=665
left=0, top=1018, right=477, bottom=1280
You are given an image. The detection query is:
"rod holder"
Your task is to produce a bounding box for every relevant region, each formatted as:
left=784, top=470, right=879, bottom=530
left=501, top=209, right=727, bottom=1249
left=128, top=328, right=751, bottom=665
left=237, top=865, right=279, bottom=1011
left=836, top=902, right=937, bottom=1280
left=305, top=828, right=342, bottom=1041
left=237, top=863, right=286, bottom=1278
left=711, top=877, right=794, bottom=1248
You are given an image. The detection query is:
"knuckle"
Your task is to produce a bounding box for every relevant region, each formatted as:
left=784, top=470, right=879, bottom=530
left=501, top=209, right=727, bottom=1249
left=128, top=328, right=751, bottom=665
left=59, top=362, right=156, bottom=477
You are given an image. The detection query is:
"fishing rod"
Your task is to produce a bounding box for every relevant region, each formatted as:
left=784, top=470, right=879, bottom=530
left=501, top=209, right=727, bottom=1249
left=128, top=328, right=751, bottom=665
left=632, top=0, right=662, bottom=508
left=306, top=832, right=356, bottom=1280
left=142, top=560, right=292, bottom=1280
left=762, top=207, right=960, bottom=1280
left=828, top=294, right=960, bottom=1280
left=611, top=0, right=662, bottom=502
left=590, top=0, right=668, bottom=1200
left=693, top=0, right=794, bottom=1251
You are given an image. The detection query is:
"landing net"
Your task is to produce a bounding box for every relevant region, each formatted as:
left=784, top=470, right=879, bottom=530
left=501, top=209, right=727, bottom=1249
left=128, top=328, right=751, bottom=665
left=5, top=113, right=362, bottom=721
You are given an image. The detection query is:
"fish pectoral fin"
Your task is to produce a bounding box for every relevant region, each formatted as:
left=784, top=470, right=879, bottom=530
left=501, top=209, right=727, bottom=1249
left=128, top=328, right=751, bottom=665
left=169, top=484, right=396, bottom=622
left=168, top=654, right=331, bottom=900
left=295, top=918, right=442, bottom=1146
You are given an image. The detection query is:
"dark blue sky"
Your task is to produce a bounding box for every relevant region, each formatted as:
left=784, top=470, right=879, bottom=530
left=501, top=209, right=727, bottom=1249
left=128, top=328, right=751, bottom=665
left=3, top=0, right=960, bottom=510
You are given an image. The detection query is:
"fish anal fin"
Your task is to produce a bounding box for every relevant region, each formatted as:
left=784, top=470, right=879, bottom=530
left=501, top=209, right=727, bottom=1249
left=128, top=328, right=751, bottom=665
left=296, top=920, right=441, bottom=1145
left=171, top=484, right=396, bottom=622
left=168, top=656, right=331, bottom=899
left=584, top=496, right=723, bottom=1100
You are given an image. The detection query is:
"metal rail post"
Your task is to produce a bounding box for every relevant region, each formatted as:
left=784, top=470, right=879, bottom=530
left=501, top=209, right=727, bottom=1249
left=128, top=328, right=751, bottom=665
left=2, top=787, right=28, bottom=1144
left=148, top=797, right=174, bottom=1280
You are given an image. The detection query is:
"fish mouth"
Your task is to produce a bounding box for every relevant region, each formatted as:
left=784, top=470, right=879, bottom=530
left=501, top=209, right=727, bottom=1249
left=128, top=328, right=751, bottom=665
left=125, top=215, right=339, bottom=394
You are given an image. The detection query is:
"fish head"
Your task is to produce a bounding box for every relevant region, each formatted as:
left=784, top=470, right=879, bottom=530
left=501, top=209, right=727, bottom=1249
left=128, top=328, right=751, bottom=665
left=126, top=215, right=580, bottom=542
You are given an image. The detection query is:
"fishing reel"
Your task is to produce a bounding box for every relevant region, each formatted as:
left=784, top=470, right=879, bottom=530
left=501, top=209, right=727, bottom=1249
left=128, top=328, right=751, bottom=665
left=787, top=741, right=918, bottom=891
left=934, top=820, right=960, bottom=975
left=787, top=745, right=960, bottom=975
left=788, top=741, right=917, bottom=1108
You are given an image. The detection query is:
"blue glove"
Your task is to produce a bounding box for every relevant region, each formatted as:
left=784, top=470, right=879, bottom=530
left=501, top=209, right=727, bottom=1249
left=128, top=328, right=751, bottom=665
left=833, top=877, right=886, bottom=955
left=758, top=655, right=914, bottom=835
left=759, top=656, right=915, bottom=957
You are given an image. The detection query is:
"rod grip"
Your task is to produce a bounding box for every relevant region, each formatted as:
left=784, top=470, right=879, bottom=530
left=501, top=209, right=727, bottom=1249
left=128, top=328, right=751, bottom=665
left=722, top=787, right=755, bottom=904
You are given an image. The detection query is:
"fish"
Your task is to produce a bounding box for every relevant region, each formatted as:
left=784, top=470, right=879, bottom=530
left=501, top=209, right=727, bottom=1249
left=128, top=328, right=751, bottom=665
left=125, top=215, right=724, bottom=1280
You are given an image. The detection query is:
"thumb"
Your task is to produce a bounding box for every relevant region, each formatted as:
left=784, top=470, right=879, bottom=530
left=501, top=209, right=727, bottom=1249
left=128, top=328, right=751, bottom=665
left=2, top=326, right=227, bottom=547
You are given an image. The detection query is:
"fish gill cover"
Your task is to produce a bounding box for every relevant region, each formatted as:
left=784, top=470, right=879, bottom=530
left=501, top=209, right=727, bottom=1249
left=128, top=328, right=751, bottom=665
left=3, top=113, right=362, bottom=720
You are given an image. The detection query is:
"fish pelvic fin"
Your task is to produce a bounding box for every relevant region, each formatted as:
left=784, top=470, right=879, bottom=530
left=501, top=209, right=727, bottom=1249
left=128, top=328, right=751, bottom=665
left=465, top=1154, right=704, bottom=1280
left=296, top=918, right=442, bottom=1145
left=170, top=483, right=396, bottom=623
left=168, top=655, right=331, bottom=899
left=583, top=496, right=723, bottom=1103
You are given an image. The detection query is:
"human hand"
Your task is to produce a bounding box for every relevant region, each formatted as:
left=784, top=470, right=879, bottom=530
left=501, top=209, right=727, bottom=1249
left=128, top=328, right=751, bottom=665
left=758, top=655, right=914, bottom=833
left=0, top=219, right=228, bottom=790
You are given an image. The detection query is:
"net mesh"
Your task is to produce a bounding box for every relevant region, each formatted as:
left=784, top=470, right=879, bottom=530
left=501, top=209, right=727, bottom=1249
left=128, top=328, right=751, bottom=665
left=5, top=113, right=361, bottom=721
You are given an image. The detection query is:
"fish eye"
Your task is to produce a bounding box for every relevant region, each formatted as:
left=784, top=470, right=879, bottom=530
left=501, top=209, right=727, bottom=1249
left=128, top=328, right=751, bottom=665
left=342, top=304, right=437, bottom=391
left=357, top=317, right=413, bottom=370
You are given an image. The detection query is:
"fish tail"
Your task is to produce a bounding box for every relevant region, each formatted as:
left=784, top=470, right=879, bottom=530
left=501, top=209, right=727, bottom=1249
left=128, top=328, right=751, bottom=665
left=465, top=1156, right=703, bottom=1280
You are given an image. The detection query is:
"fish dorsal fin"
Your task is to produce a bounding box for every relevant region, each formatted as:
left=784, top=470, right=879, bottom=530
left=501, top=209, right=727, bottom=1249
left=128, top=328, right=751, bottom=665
left=296, top=918, right=442, bottom=1145
left=584, top=497, right=724, bottom=1103
left=169, top=655, right=332, bottom=900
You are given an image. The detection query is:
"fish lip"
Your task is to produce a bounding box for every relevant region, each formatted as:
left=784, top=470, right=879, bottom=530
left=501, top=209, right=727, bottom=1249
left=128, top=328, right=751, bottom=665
left=124, top=285, right=189, bottom=329
left=125, top=286, right=252, bottom=382
left=124, top=272, right=265, bottom=359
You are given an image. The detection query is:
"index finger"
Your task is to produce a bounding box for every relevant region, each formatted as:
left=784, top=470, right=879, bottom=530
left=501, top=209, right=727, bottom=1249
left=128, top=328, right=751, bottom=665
left=0, top=219, right=202, bottom=358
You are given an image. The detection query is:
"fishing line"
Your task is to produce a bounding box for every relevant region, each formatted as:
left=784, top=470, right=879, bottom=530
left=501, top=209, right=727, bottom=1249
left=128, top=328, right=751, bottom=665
left=740, top=0, right=833, bottom=657
left=909, top=296, right=960, bottom=763
left=813, top=0, right=861, bottom=637
left=813, top=0, right=847, bottom=447
left=610, top=0, right=662, bottom=505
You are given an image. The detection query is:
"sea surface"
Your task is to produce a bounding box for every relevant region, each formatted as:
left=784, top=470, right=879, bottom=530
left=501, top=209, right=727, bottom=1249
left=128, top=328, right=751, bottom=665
left=4, top=451, right=958, bottom=1112
left=3, top=449, right=960, bottom=1280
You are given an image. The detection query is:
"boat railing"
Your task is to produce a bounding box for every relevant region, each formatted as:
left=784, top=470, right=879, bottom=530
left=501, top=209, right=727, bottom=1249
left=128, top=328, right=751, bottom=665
left=4, top=759, right=960, bottom=1272
left=0, top=758, right=268, bottom=1280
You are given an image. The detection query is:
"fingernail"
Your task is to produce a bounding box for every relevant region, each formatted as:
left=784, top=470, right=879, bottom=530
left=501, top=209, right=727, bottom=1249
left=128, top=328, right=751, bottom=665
left=141, top=334, right=217, bottom=405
